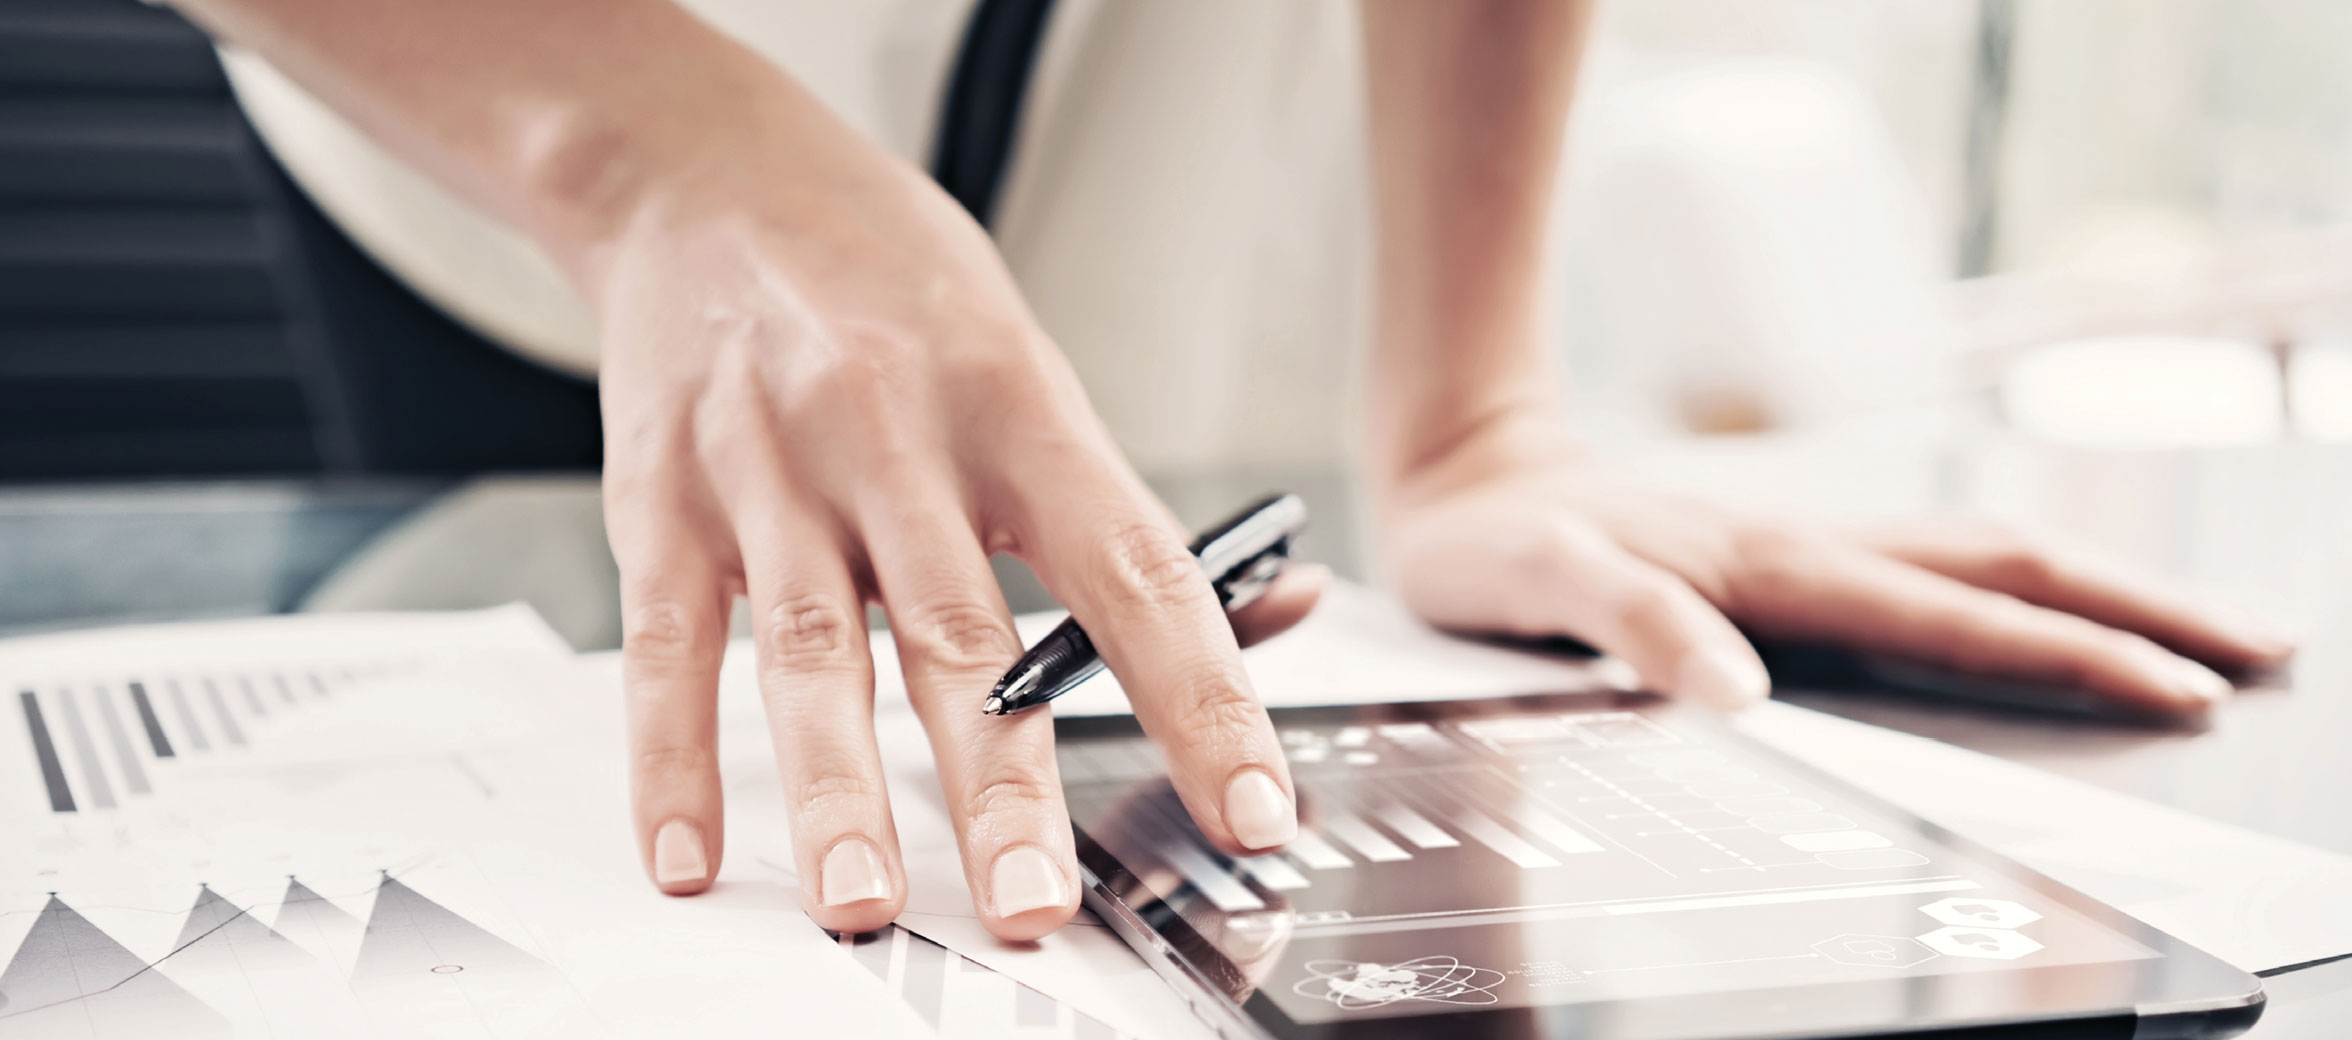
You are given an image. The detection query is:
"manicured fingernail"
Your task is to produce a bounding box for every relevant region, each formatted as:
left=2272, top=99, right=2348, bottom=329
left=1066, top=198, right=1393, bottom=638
left=2168, top=659, right=2233, bottom=705
left=1677, top=648, right=1771, bottom=713
left=1224, top=770, right=1297, bottom=850
left=819, top=838, right=891, bottom=907
left=653, top=819, right=708, bottom=885
left=988, top=846, right=1069, bottom=918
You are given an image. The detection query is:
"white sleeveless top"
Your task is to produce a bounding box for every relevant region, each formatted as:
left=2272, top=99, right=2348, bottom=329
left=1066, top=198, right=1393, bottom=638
left=221, top=0, right=1370, bottom=473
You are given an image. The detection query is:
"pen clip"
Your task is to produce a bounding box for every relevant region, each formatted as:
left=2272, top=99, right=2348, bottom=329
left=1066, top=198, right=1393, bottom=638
left=1214, top=544, right=1290, bottom=612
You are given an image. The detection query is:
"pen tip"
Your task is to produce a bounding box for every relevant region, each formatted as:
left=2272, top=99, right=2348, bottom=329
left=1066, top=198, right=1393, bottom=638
left=982, top=694, right=1006, bottom=716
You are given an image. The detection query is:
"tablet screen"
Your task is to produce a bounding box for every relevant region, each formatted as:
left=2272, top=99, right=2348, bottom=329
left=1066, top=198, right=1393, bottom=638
left=1057, top=696, right=2166, bottom=1031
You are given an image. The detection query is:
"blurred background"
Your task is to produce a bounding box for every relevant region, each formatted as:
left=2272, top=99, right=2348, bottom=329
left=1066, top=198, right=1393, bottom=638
left=4, top=0, right=2351, bottom=648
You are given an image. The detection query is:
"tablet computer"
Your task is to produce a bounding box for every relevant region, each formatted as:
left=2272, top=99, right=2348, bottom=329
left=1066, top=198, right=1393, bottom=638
left=1054, top=693, right=2263, bottom=1040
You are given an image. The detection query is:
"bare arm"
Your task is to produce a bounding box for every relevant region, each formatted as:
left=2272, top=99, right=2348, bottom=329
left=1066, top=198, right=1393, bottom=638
left=172, top=0, right=894, bottom=289
left=1359, top=0, right=1593, bottom=492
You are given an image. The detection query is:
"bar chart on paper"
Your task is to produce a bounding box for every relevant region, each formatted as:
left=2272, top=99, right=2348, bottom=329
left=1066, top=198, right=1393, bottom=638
left=11, top=663, right=411, bottom=814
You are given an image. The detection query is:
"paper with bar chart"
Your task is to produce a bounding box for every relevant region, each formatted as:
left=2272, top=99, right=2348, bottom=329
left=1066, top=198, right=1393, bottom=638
left=1, top=608, right=1129, bottom=1039
left=1057, top=703, right=2161, bottom=1025
left=3, top=605, right=568, bottom=817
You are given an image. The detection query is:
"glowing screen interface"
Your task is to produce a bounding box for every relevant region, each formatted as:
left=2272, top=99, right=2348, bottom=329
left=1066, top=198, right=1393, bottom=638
left=1058, top=704, right=2156, bottom=1025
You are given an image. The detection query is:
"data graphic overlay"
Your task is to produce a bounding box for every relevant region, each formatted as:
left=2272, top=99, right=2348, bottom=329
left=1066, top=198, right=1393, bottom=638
left=1060, top=700, right=2162, bottom=1026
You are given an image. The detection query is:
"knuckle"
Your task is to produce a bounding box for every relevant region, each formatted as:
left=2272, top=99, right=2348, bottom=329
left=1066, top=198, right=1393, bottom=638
left=900, top=599, right=1018, bottom=673
left=810, top=355, right=893, bottom=412
left=624, top=598, right=719, bottom=665
left=691, top=382, right=782, bottom=471
left=1169, top=678, right=1267, bottom=757
left=804, top=340, right=921, bottom=417
left=634, top=743, right=716, bottom=784
left=1516, top=523, right=1588, bottom=586
left=1719, top=524, right=1821, bottom=612
left=789, top=764, right=883, bottom=826
left=941, top=328, right=1042, bottom=389
left=1983, top=540, right=2063, bottom=591
left=1728, top=522, right=1818, bottom=564
left=959, top=771, right=1060, bottom=828
left=760, top=592, right=862, bottom=672
left=1610, top=584, right=1685, bottom=639
left=1092, top=521, right=1205, bottom=611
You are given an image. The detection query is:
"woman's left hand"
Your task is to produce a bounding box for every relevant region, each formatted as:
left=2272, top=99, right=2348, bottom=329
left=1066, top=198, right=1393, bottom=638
left=1377, top=412, right=2295, bottom=718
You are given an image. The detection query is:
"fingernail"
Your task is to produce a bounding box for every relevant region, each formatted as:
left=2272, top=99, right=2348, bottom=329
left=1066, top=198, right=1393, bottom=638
left=988, top=846, right=1070, bottom=918
left=2168, top=659, right=2233, bottom=705
left=653, top=819, right=708, bottom=885
left=1224, top=769, right=1297, bottom=850
left=819, top=838, right=892, bottom=907
left=1676, top=648, right=1771, bottom=713
left=2222, top=618, right=2297, bottom=661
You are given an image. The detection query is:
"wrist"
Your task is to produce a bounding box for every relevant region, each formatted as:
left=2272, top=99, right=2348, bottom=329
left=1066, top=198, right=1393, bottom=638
left=511, top=54, right=918, bottom=300
left=1370, top=401, right=1584, bottom=512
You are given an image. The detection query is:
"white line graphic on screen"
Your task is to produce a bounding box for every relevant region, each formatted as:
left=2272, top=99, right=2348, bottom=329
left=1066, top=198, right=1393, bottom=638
left=1286, top=829, right=1354, bottom=870
left=1236, top=852, right=1313, bottom=891
left=1292, top=956, right=1505, bottom=1010
left=1319, top=810, right=1412, bottom=863
left=1130, top=789, right=1267, bottom=912
left=1372, top=801, right=1460, bottom=850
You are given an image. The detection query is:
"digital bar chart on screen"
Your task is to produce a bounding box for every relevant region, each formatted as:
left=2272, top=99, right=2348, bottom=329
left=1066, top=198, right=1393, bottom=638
left=1060, top=703, right=2162, bottom=1024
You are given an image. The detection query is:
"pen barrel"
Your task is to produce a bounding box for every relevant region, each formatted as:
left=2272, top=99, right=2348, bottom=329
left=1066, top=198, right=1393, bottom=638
left=1030, top=626, right=1096, bottom=680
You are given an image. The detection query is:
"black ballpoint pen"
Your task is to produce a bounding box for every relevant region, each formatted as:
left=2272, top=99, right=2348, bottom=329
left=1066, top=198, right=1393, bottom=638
left=982, top=493, right=1309, bottom=716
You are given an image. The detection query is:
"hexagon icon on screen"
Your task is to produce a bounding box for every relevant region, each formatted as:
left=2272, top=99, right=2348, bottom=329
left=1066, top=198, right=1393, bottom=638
left=1920, top=927, right=2044, bottom=960
left=1811, top=934, right=1937, bottom=969
left=1919, top=898, right=2043, bottom=930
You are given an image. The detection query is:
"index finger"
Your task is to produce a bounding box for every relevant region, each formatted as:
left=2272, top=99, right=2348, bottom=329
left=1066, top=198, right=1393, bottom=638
left=1013, top=470, right=1296, bottom=857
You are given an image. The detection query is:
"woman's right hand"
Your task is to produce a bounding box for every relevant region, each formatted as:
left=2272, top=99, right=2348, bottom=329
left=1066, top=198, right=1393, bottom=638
left=581, top=96, right=1321, bottom=940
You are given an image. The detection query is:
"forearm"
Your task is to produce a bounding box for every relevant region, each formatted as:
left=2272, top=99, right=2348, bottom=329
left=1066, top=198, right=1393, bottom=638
left=171, top=0, right=896, bottom=294
left=1359, top=0, right=1593, bottom=491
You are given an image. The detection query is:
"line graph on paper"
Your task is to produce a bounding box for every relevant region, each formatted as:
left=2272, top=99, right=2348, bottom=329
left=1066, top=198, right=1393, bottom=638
left=1, top=868, right=1155, bottom=1040
left=0, top=861, right=595, bottom=1039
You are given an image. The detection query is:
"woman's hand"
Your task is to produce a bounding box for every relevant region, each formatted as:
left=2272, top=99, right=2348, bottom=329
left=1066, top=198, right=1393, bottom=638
left=588, top=106, right=1322, bottom=940
left=1379, top=412, right=2294, bottom=717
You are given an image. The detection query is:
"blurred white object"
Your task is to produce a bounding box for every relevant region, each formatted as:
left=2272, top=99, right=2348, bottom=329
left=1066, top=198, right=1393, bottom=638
left=1556, top=55, right=1956, bottom=433
left=2292, top=343, right=2352, bottom=441
left=1999, top=336, right=2283, bottom=449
